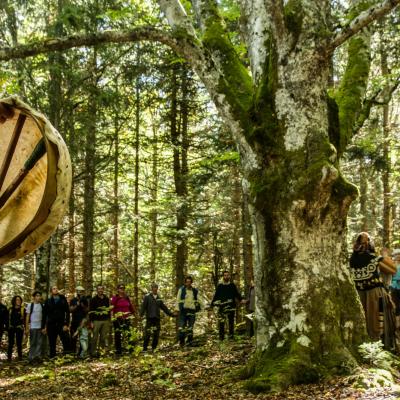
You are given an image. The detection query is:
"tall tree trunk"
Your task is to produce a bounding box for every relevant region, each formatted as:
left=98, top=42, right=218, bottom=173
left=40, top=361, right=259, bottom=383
left=35, top=242, right=51, bottom=295
left=82, top=48, right=97, bottom=293
left=171, top=64, right=189, bottom=293
left=67, top=115, right=76, bottom=293
left=132, top=61, right=140, bottom=305
left=112, top=103, right=120, bottom=288
left=380, top=43, right=392, bottom=247
left=149, top=112, right=159, bottom=283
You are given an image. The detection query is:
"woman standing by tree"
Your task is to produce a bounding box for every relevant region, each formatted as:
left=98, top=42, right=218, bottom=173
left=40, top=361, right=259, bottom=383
left=350, top=233, right=397, bottom=350
left=7, top=295, right=25, bottom=361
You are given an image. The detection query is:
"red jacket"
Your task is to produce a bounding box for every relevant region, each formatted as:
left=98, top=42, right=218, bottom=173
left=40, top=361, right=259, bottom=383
left=111, top=295, right=135, bottom=319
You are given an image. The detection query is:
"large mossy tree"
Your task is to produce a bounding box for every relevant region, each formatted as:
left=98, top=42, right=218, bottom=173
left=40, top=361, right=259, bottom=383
left=1, top=0, right=400, bottom=392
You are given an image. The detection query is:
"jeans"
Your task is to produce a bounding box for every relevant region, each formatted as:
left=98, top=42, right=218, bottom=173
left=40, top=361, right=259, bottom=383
left=29, top=328, right=44, bottom=360
left=143, top=318, right=160, bottom=351
left=178, top=309, right=196, bottom=345
left=80, top=337, right=89, bottom=357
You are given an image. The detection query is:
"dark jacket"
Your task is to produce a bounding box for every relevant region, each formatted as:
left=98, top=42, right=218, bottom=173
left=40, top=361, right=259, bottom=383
left=70, top=295, right=89, bottom=326
left=140, top=294, right=174, bottom=320
left=7, top=307, right=25, bottom=330
left=42, top=294, right=70, bottom=328
left=0, top=302, right=8, bottom=330
left=89, top=295, right=110, bottom=321
left=211, top=282, right=242, bottom=309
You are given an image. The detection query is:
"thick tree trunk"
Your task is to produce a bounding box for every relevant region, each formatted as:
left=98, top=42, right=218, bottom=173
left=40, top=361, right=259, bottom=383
left=171, top=64, right=189, bottom=292
left=234, top=8, right=370, bottom=385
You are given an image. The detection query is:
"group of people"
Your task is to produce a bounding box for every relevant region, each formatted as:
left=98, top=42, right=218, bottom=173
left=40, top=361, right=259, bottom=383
left=350, top=232, right=400, bottom=351
left=0, top=270, right=249, bottom=363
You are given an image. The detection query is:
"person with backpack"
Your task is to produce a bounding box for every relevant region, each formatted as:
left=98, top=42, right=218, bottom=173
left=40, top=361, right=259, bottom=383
left=140, top=283, right=176, bottom=352
left=211, top=270, right=245, bottom=340
left=111, top=284, right=136, bottom=355
left=176, top=276, right=201, bottom=347
left=7, top=295, right=25, bottom=361
left=42, top=286, right=70, bottom=358
left=25, top=291, right=45, bottom=363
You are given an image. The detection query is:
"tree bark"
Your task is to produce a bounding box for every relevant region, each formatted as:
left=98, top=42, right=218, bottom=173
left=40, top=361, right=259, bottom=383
left=171, top=64, right=189, bottom=293
left=242, top=189, right=253, bottom=298
left=380, top=42, right=392, bottom=247
left=149, top=112, right=159, bottom=283
left=112, top=99, right=120, bottom=288
left=132, top=58, right=140, bottom=305
left=82, top=48, right=97, bottom=293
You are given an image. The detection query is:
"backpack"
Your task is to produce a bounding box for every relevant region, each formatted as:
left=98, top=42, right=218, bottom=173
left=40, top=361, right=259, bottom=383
left=29, top=302, right=43, bottom=324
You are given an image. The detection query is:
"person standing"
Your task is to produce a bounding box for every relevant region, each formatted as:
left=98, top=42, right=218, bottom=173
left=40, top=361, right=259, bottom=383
left=89, top=285, right=111, bottom=356
left=176, top=276, right=201, bottom=347
left=25, top=291, right=45, bottom=363
left=70, top=286, right=89, bottom=355
left=211, top=270, right=245, bottom=340
left=0, top=299, right=8, bottom=348
left=140, top=283, right=176, bottom=352
left=42, top=286, right=70, bottom=358
left=7, top=295, right=25, bottom=361
left=350, top=232, right=397, bottom=350
left=111, top=284, right=136, bottom=355
left=72, top=318, right=90, bottom=358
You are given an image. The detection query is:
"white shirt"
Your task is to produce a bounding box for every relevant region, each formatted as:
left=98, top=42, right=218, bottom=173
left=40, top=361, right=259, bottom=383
left=26, top=303, right=43, bottom=329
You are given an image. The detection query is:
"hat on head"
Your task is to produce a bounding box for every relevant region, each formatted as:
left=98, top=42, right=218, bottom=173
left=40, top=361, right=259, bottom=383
left=76, top=285, right=85, bottom=291
left=392, top=249, right=400, bottom=256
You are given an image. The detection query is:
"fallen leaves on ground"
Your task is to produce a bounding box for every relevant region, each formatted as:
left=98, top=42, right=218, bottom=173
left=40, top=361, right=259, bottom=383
left=0, top=338, right=399, bottom=399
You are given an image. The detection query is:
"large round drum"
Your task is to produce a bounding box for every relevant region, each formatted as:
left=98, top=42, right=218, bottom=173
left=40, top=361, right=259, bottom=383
left=0, top=96, right=72, bottom=264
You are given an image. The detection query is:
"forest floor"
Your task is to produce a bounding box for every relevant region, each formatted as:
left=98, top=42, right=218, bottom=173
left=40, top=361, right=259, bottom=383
left=0, top=337, right=400, bottom=399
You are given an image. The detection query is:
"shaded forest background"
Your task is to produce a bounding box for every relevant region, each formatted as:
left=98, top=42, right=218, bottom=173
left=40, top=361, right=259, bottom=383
left=0, top=0, right=399, bottom=318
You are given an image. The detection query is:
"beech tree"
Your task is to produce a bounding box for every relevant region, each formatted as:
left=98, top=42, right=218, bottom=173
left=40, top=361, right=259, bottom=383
left=1, top=0, right=400, bottom=392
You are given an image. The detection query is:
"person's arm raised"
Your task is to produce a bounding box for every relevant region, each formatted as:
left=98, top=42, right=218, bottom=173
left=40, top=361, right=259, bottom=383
left=379, top=256, right=397, bottom=275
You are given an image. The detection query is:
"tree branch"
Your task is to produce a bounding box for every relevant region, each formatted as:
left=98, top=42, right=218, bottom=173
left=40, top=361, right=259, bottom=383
left=328, top=0, right=400, bottom=52
left=354, top=75, right=400, bottom=134
left=0, top=27, right=181, bottom=61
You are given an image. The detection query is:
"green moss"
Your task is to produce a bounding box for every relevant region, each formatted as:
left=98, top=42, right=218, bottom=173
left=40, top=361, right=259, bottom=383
left=200, top=3, right=253, bottom=128
left=333, top=0, right=375, bottom=157
left=283, top=0, right=304, bottom=49
left=248, top=36, right=282, bottom=150
left=334, top=34, right=371, bottom=157
left=242, top=342, right=319, bottom=393
left=331, top=173, right=358, bottom=202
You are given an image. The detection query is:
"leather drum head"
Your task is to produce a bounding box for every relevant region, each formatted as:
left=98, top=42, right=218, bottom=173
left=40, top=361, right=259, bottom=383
left=0, top=97, right=72, bottom=264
